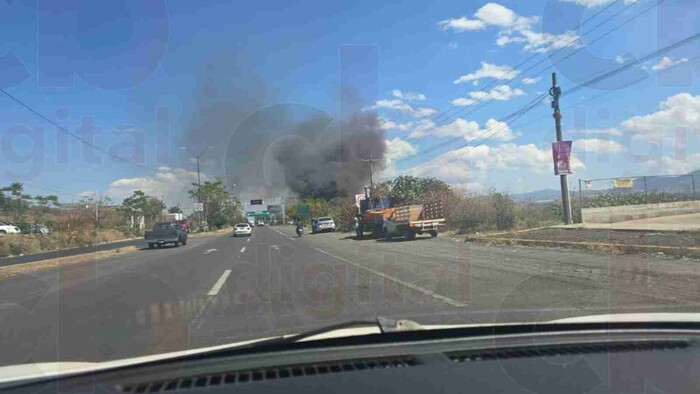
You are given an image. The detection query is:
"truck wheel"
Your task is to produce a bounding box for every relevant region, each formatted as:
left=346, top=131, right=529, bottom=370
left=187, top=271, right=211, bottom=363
left=429, top=230, right=438, bottom=238
left=147, top=243, right=154, bottom=249
left=181, top=237, right=187, bottom=246
left=373, top=224, right=383, bottom=239
left=383, top=227, right=393, bottom=241
left=174, top=238, right=180, bottom=247
left=405, top=230, right=416, bottom=240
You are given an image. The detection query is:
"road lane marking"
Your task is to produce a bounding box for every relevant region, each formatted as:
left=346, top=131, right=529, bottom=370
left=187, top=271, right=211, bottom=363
left=270, top=245, right=280, bottom=250
left=313, top=247, right=468, bottom=308
left=246, top=238, right=250, bottom=243
left=240, top=246, right=246, bottom=253
left=270, top=226, right=295, bottom=240
left=207, top=270, right=232, bottom=296
left=203, top=248, right=218, bottom=255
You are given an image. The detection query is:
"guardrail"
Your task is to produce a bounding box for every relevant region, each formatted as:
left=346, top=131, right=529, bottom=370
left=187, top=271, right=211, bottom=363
left=0, top=238, right=142, bottom=267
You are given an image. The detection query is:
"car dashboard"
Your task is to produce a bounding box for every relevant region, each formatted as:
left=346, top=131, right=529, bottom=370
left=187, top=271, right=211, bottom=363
left=4, top=323, right=700, bottom=394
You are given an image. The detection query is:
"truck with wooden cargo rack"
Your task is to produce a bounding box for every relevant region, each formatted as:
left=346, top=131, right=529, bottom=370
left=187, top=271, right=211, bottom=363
left=355, top=189, right=446, bottom=240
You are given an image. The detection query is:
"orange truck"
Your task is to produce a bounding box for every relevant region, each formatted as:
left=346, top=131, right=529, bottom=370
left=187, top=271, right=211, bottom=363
left=356, top=196, right=445, bottom=240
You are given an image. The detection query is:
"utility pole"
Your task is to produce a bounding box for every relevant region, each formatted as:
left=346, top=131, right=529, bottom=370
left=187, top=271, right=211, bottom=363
left=550, top=72, right=573, bottom=224
left=181, top=146, right=213, bottom=231
left=95, top=190, right=99, bottom=227
left=361, top=152, right=378, bottom=189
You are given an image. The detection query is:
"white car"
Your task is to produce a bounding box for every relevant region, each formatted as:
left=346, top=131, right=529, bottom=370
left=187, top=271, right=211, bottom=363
left=257, top=220, right=265, bottom=226
left=233, top=223, right=252, bottom=237
left=0, top=221, right=21, bottom=234
left=312, top=216, right=336, bottom=233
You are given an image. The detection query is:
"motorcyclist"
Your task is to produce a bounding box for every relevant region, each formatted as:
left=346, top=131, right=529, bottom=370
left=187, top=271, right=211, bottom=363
left=295, top=218, right=304, bottom=236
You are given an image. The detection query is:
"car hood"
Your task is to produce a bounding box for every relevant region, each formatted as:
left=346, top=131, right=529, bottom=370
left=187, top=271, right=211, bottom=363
left=2, top=313, right=699, bottom=385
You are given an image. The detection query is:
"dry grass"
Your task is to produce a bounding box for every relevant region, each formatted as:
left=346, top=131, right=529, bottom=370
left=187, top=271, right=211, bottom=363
left=0, top=246, right=139, bottom=279
left=188, top=227, right=233, bottom=238
left=0, top=229, right=136, bottom=258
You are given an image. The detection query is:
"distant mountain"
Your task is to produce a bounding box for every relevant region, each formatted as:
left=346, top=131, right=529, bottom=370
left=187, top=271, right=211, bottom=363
left=513, top=169, right=700, bottom=202
left=512, top=188, right=561, bottom=202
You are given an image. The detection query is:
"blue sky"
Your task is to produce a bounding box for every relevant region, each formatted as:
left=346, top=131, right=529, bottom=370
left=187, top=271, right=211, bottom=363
left=0, top=0, right=698, bottom=208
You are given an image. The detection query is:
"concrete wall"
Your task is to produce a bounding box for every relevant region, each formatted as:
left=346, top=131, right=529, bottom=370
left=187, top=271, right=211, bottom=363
left=582, top=200, right=700, bottom=224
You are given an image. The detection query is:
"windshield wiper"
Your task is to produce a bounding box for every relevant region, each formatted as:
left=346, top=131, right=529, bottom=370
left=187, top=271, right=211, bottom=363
left=245, top=317, right=424, bottom=349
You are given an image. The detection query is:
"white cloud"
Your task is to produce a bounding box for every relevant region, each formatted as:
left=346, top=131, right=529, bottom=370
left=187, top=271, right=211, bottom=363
left=438, top=17, right=486, bottom=32
left=380, top=138, right=419, bottom=178
left=412, top=107, right=438, bottom=118
left=452, top=84, right=525, bottom=106
left=391, top=89, right=426, bottom=101
left=440, top=3, right=580, bottom=53
left=379, top=117, right=413, bottom=132
left=651, top=56, right=689, bottom=71
left=369, top=99, right=413, bottom=113
left=369, top=98, right=435, bottom=118
left=413, top=143, right=584, bottom=184
left=573, top=138, right=626, bottom=154
left=614, top=55, right=626, bottom=64
left=639, top=153, right=700, bottom=175
left=106, top=167, right=208, bottom=212
left=454, top=62, right=515, bottom=85
left=473, top=3, right=537, bottom=30
left=385, top=138, right=418, bottom=163
left=560, top=0, right=640, bottom=7
left=432, top=118, right=519, bottom=141
left=452, top=98, right=477, bottom=107
left=621, top=93, right=700, bottom=146
left=447, top=41, right=459, bottom=50
left=522, top=77, right=540, bottom=85
left=568, top=127, right=623, bottom=137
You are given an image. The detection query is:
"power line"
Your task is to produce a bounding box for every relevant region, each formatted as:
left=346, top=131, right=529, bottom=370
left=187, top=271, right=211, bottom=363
left=400, top=0, right=680, bottom=164
left=396, top=32, right=700, bottom=174
left=0, top=88, right=159, bottom=172
left=407, top=0, right=623, bottom=136
left=511, top=53, right=700, bottom=130
left=406, top=0, right=660, bottom=143
left=401, top=92, right=550, bottom=161
left=401, top=92, right=549, bottom=175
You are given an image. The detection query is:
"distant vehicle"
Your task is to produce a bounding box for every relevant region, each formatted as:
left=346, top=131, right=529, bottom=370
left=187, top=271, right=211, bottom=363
left=145, top=221, right=188, bottom=249
left=233, top=223, right=252, bottom=237
left=312, top=217, right=336, bottom=233
left=356, top=191, right=445, bottom=240
left=0, top=222, right=21, bottom=234
left=257, top=220, right=265, bottom=226
left=247, top=218, right=256, bottom=227
left=177, top=219, right=190, bottom=233
left=296, top=223, right=303, bottom=237
left=30, top=223, right=51, bottom=235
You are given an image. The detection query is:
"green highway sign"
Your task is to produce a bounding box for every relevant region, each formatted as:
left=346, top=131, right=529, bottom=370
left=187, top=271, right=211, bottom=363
left=246, top=211, right=256, bottom=217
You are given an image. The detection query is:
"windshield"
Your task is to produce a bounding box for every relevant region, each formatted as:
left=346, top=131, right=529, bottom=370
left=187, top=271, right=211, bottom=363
left=0, top=0, right=698, bottom=374
left=153, top=222, right=178, bottom=230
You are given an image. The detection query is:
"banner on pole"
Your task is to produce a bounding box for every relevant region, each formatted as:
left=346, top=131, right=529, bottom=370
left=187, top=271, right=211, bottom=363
left=613, top=178, right=634, bottom=188
left=552, top=141, right=573, bottom=175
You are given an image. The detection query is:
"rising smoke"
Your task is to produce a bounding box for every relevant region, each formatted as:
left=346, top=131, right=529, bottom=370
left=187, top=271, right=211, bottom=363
left=182, top=51, right=386, bottom=200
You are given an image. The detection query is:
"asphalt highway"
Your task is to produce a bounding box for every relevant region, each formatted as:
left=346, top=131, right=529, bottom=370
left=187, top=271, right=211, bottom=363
left=1, top=225, right=699, bottom=366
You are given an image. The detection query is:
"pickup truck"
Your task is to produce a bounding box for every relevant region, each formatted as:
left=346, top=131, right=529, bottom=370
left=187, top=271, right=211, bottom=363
left=145, top=221, right=188, bottom=249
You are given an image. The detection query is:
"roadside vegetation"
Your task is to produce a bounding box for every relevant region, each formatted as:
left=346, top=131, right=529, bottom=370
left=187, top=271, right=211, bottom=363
left=0, top=179, right=245, bottom=257
left=284, top=175, right=565, bottom=235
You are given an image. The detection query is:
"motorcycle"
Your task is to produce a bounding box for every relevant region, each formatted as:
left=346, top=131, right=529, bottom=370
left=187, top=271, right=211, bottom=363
left=296, top=224, right=304, bottom=237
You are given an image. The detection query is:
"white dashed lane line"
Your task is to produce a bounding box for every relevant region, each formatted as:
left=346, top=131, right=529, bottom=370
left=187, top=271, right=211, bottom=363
left=269, top=226, right=295, bottom=240
left=240, top=246, right=246, bottom=253
left=207, top=270, right=232, bottom=296
left=312, top=247, right=468, bottom=308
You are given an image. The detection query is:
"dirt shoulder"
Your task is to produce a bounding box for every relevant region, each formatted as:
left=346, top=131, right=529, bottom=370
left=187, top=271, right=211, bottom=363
left=467, top=228, right=700, bottom=259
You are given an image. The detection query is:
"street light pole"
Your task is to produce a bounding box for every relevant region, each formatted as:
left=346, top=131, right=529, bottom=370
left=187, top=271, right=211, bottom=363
left=181, top=146, right=213, bottom=230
